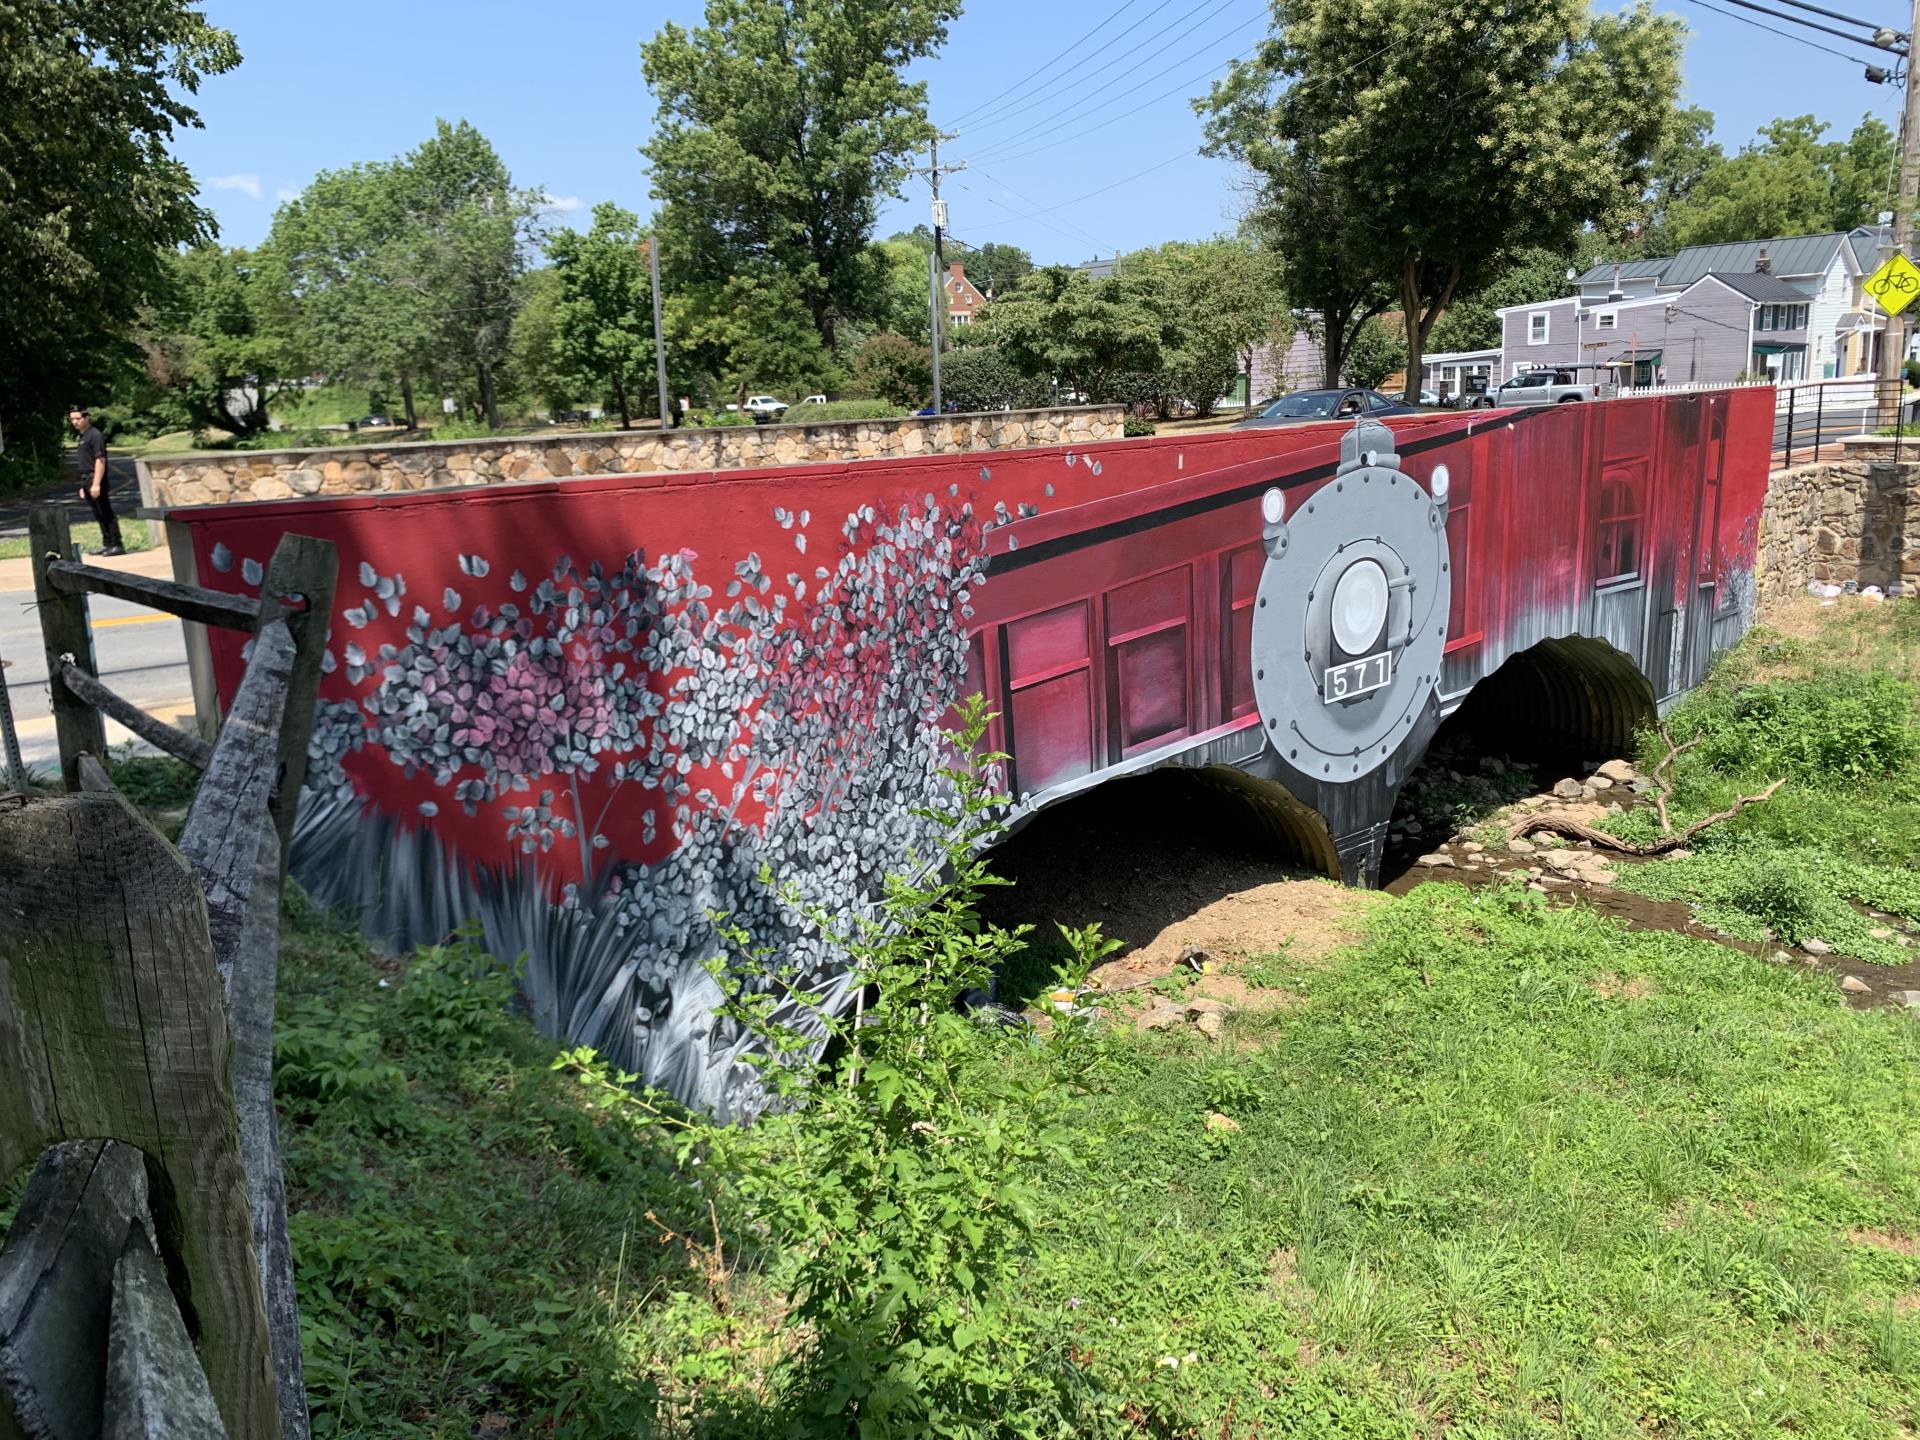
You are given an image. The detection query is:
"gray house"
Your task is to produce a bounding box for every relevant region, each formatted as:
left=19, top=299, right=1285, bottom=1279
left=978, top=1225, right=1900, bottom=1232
left=1555, top=227, right=1903, bottom=385
left=1498, top=269, right=1811, bottom=388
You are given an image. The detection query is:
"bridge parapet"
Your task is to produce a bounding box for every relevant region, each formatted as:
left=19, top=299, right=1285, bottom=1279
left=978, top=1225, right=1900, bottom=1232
left=159, top=390, right=1774, bottom=1114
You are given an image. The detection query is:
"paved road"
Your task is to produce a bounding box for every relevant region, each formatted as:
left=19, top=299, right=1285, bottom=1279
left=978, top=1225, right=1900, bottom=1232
left=0, top=580, right=193, bottom=772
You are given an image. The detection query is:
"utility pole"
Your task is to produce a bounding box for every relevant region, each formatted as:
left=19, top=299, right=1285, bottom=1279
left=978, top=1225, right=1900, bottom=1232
left=648, top=232, right=673, bottom=430
left=1876, top=7, right=1920, bottom=421
left=914, top=132, right=966, bottom=412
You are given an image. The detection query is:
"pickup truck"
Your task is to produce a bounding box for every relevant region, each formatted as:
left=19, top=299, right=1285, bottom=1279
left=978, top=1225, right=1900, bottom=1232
left=1472, top=369, right=1610, bottom=408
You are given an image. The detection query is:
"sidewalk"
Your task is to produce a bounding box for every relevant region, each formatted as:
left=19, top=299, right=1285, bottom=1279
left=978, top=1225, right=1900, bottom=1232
left=0, top=542, right=175, bottom=593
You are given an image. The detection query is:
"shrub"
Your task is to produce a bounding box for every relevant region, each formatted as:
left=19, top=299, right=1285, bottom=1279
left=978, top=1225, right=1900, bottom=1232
left=1674, top=671, right=1919, bottom=785
left=1123, top=414, right=1157, bottom=437
left=848, top=332, right=932, bottom=409
left=788, top=399, right=901, bottom=422
left=937, top=347, right=1025, bottom=412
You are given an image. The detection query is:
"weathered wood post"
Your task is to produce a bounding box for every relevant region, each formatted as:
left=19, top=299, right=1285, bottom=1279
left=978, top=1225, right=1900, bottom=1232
left=27, top=506, right=106, bottom=789
left=258, top=534, right=336, bottom=883
left=0, top=791, right=282, bottom=1438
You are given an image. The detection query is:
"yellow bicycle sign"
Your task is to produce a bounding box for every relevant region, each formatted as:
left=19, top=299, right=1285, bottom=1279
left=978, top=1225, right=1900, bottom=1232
left=1865, top=253, right=1920, bottom=317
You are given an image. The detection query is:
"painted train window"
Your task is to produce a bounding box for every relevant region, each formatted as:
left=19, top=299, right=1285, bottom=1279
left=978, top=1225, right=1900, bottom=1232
left=1595, top=468, right=1644, bottom=585
left=1443, top=462, right=1476, bottom=647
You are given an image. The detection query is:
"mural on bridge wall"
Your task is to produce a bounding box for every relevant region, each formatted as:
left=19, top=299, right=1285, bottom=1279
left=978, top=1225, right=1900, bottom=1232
left=166, top=390, right=1772, bottom=1116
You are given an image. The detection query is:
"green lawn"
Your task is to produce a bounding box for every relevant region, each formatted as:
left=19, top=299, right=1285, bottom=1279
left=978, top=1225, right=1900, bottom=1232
left=0, top=517, right=152, bottom=560
left=24, top=606, right=1920, bottom=1439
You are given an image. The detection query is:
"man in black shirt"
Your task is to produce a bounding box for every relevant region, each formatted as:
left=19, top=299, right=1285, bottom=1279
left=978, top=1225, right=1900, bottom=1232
left=68, top=406, right=124, bottom=556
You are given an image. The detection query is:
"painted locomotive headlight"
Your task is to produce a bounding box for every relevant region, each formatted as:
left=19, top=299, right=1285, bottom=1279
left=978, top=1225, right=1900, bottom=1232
left=1248, top=418, right=1453, bottom=782
left=1330, top=558, right=1389, bottom=655
left=1261, top=487, right=1286, bottom=524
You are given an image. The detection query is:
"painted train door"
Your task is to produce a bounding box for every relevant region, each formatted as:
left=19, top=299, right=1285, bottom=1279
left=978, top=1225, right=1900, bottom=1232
left=1680, top=396, right=1727, bottom=689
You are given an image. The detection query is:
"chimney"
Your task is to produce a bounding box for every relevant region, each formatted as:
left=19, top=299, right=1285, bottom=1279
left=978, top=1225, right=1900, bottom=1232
left=1756, top=247, right=1772, bottom=274
left=1608, top=264, right=1624, bottom=304
left=948, top=261, right=965, bottom=281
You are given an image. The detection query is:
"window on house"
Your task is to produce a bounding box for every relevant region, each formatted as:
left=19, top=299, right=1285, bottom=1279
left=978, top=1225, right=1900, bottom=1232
left=950, top=312, right=970, bottom=325
left=1756, top=305, right=1771, bottom=332
left=1596, top=312, right=1617, bottom=330
left=1528, top=312, right=1550, bottom=344
left=1596, top=471, right=1643, bottom=585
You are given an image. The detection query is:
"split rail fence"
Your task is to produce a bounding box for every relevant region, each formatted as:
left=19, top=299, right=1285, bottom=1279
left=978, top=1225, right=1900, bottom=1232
left=0, top=504, right=336, bottom=1439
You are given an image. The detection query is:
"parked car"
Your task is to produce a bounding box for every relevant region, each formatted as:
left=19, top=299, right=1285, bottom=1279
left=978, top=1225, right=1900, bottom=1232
left=357, top=413, right=394, bottom=428
left=1234, top=389, right=1419, bottom=429
left=1472, top=370, right=1609, bottom=408
left=742, top=394, right=789, bottom=422
left=1419, top=388, right=1441, bottom=407
left=550, top=408, right=592, bottom=424
left=799, top=394, right=828, bottom=405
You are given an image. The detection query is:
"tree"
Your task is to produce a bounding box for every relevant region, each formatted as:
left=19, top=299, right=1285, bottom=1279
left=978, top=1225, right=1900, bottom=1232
left=869, top=237, right=935, bottom=345
left=1429, top=246, right=1588, bottom=354
left=968, top=242, right=1033, bottom=300
left=143, top=245, right=297, bottom=437
left=548, top=204, right=658, bottom=428
left=1343, top=315, right=1406, bottom=389
left=1116, top=238, right=1287, bottom=416
left=641, top=0, right=959, bottom=353
left=1205, top=0, right=1682, bottom=402
left=849, top=332, right=931, bottom=408
left=669, top=267, right=836, bottom=405
left=974, top=266, right=1162, bottom=402
left=268, top=162, right=439, bottom=428
left=400, top=120, right=537, bottom=430
left=509, top=267, right=582, bottom=417
left=1664, top=114, right=1897, bottom=247
left=0, top=1, right=239, bottom=485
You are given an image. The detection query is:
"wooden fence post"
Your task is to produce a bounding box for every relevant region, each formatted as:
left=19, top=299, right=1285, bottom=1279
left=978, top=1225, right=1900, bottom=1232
left=258, top=534, right=337, bottom=883
left=28, top=505, right=106, bottom=789
left=0, top=792, right=281, bottom=1438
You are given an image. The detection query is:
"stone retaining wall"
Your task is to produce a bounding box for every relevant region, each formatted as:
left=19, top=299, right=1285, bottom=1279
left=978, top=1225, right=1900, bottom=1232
left=1759, top=457, right=1920, bottom=607
left=147, top=406, right=1125, bottom=508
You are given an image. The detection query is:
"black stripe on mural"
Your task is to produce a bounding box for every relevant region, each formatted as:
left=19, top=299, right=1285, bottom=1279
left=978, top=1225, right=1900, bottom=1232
left=990, top=405, right=1548, bottom=574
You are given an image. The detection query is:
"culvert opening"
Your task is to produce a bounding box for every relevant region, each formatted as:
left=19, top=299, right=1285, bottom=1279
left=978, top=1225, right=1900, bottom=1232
left=975, top=766, right=1337, bottom=1007
left=1381, top=636, right=1658, bottom=881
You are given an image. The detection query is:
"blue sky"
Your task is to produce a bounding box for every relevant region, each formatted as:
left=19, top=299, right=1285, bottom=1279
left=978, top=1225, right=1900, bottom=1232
left=175, top=0, right=1909, bottom=266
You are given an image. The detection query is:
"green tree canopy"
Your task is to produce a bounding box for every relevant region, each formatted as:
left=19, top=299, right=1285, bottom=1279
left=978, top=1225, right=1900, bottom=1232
left=143, top=244, right=298, bottom=437
left=641, top=0, right=959, bottom=353
left=0, top=0, right=239, bottom=482
left=974, top=265, right=1162, bottom=403
left=1115, top=238, right=1288, bottom=416
left=268, top=120, right=536, bottom=429
left=1204, top=0, right=1682, bottom=402
left=668, top=266, right=836, bottom=405
left=267, top=161, right=438, bottom=427
left=1663, top=114, right=1897, bottom=248
left=548, top=203, right=658, bottom=427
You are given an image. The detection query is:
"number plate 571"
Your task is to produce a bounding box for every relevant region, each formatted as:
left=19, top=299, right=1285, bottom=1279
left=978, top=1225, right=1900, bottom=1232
left=1324, top=651, right=1392, bottom=703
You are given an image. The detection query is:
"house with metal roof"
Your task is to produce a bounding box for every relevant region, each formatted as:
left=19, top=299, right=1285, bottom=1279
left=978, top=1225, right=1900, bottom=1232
left=1561, top=226, right=1908, bottom=384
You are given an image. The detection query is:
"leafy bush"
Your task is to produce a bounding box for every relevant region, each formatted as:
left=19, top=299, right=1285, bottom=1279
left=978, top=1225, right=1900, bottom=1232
left=570, top=698, right=1117, bottom=1435
left=787, top=399, right=901, bottom=422
left=847, top=331, right=932, bottom=409
left=936, top=347, right=1034, bottom=412
left=1123, top=414, right=1157, bottom=437
left=1671, top=671, right=1918, bottom=784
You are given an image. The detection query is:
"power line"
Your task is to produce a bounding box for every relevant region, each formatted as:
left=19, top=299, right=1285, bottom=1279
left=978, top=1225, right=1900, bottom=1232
left=969, top=10, right=1265, bottom=162
left=955, top=174, right=1118, bottom=254
left=943, top=0, right=1161, bottom=128
left=1680, top=0, right=1876, bottom=60
left=1711, top=0, right=1906, bottom=50
left=1770, top=0, right=1907, bottom=36
left=962, top=0, right=1257, bottom=140
left=971, top=45, right=1259, bottom=167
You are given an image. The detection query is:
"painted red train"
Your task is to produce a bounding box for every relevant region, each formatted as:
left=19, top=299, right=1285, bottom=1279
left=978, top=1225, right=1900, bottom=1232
left=163, top=390, right=1771, bottom=1112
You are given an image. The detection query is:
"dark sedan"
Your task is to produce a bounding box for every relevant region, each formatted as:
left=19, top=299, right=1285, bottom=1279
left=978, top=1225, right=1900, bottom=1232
left=1234, top=388, right=1419, bottom=428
